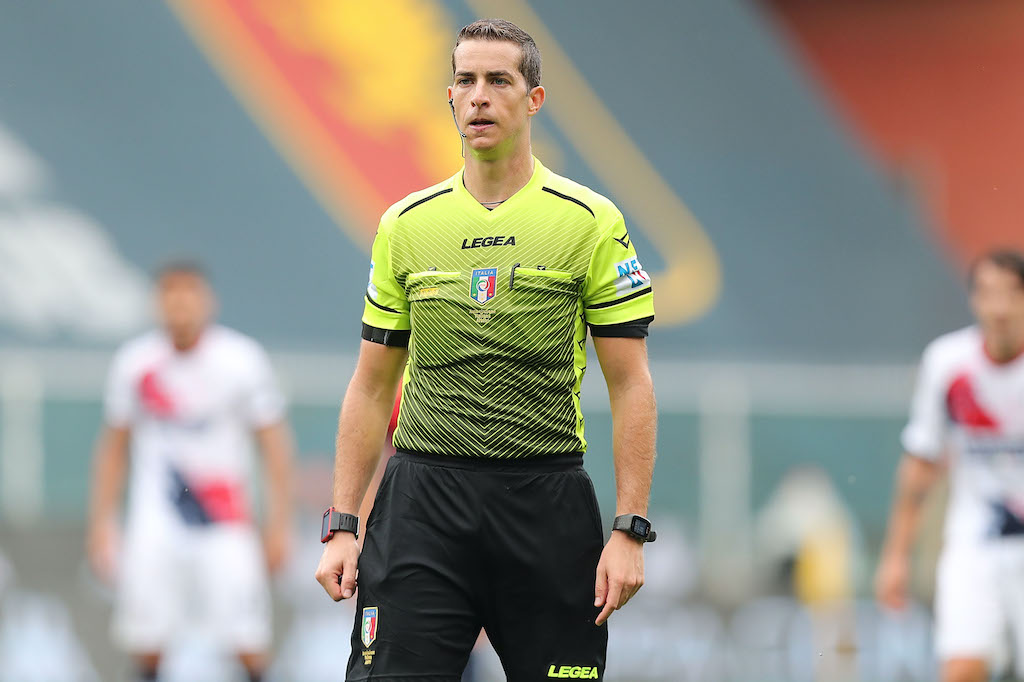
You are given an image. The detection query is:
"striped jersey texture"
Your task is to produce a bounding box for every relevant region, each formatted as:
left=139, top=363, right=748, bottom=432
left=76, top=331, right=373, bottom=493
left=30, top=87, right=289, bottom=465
left=362, top=158, right=654, bottom=458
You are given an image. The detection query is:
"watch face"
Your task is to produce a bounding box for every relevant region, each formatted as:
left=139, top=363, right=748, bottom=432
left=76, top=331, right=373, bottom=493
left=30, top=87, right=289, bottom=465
left=631, top=517, right=650, bottom=537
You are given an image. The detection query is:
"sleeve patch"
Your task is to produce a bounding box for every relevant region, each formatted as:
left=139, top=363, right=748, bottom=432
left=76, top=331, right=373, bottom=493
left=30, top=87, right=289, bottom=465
left=613, top=257, right=651, bottom=296
left=367, top=260, right=378, bottom=299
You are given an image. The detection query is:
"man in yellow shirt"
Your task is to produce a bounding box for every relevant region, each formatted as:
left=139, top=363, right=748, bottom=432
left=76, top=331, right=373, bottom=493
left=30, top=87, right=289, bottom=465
left=317, top=19, right=657, bottom=681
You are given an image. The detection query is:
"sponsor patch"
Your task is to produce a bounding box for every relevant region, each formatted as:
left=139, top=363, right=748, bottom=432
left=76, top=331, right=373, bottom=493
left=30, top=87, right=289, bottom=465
left=612, top=257, right=650, bottom=295
left=367, top=260, right=378, bottom=299
left=470, top=268, right=497, bottom=304
left=361, top=606, right=378, bottom=648
left=409, top=286, right=439, bottom=301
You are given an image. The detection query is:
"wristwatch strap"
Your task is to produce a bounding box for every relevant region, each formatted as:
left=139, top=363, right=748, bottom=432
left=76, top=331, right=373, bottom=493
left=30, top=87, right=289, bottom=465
left=321, top=507, right=360, bottom=542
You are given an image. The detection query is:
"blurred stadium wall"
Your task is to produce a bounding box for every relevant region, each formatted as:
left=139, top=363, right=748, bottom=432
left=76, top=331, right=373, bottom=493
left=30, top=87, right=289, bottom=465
left=0, top=0, right=1009, bottom=679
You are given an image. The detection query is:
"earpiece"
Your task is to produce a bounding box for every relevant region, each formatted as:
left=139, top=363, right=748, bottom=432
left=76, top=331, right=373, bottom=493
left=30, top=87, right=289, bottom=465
left=448, top=98, right=467, bottom=140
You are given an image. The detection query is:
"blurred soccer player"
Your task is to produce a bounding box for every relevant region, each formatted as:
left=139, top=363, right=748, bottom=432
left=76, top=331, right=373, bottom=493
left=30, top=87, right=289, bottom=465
left=316, top=18, right=657, bottom=681
left=877, top=250, right=1024, bottom=682
left=87, top=262, right=294, bottom=682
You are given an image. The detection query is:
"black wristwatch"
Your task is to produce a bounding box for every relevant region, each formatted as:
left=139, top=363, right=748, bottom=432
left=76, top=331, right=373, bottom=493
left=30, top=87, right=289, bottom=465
left=321, top=507, right=359, bottom=542
left=612, top=514, right=656, bottom=543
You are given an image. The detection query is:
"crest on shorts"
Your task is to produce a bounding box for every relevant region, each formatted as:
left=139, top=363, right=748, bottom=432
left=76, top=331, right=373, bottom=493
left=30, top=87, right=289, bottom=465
left=361, top=606, right=379, bottom=648
left=470, top=268, right=497, bottom=304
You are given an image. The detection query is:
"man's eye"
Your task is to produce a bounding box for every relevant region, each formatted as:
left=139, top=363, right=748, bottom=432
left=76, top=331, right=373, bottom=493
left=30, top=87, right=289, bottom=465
left=457, top=78, right=472, bottom=85
left=493, top=78, right=508, bottom=85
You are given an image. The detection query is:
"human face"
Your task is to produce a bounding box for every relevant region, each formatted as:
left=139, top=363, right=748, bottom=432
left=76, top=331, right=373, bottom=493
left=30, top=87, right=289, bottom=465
left=448, top=39, right=543, bottom=158
left=156, top=271, right=214, bottom=350
left=970, top=260, right=1024, bottom=361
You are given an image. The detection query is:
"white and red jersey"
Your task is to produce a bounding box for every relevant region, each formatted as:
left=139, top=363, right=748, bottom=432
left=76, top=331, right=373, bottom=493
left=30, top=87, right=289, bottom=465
left=903, top=326, right=1024, bottom=544
left=104, top=325, right=285, bottom=532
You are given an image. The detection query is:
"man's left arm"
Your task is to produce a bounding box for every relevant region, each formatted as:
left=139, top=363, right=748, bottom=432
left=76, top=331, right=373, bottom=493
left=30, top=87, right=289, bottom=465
left=592, top=335, right=657, bottom=626
left=244, top=344, right=295, bottom=574
left=254, top=421, right=295, bottom=573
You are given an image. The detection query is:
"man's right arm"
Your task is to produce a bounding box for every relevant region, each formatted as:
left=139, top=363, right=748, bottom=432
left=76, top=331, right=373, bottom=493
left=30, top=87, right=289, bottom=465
left=87, top=425, right=131, bottom=581
left=876, top=338, right=947, bottom=610
left=315, top=339, right=407, bottom=601
left=875, top=453, right=942, bottom=609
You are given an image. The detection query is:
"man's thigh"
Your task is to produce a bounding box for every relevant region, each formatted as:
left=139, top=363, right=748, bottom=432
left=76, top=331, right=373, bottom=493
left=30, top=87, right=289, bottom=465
left=995, top=538, right=1024, bottom=679
left=483, top=466, right=608, bottom=681
left=935, top=544, right=1004, bottom=667
left=346, top=455, right=482, bottom=681
left=196, top=525, right=272, bottom=653
left=112, top=531, right=184, bottom=653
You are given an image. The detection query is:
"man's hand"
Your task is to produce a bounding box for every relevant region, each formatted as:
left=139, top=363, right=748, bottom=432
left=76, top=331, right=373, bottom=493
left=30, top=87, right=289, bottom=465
left=315, top=532, right=360, bottom=601
left=594, top=530, right=645, bottom=625
left=875, top=550, right=911, bottom=610
left=86, top=517, right=119, bottom=584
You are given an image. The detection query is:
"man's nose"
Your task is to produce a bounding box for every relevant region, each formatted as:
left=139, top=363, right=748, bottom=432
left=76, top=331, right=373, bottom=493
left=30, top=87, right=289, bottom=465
left=470, top=83, right=490, bottom=108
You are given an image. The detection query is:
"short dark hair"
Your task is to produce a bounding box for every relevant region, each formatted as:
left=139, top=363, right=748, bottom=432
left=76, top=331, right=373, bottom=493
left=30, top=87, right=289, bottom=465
left=154, top=259, right=208, bottom=283
left=452, top=19, right=541, bottom=91
left=968, top=248, right=1024, bottom=289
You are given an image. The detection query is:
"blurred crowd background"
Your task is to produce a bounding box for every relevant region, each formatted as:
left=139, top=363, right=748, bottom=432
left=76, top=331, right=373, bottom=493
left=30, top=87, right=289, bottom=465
left=1, top=0, right=1023, bottom=680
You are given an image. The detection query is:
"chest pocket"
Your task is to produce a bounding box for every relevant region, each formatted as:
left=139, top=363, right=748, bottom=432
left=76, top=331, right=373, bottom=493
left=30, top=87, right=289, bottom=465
left=507, top=267, right=581, bottom=360
left=509, top=266, right=578, bottom=296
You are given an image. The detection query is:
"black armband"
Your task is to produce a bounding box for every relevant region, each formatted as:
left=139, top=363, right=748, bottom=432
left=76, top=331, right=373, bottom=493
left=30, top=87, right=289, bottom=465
left=361, top=322, right=410, bottom=347
left=588, top=315, right=654, bottom=338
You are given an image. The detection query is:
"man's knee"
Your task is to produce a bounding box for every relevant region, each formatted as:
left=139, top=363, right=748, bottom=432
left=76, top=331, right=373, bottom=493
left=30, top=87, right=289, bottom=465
left=134, top=652, right=161, bottom=681
left=942, top=658, right=988, bottom=682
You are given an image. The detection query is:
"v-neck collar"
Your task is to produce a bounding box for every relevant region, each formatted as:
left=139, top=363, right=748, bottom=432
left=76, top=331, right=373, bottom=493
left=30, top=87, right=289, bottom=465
left=454, top=157, right=548, bottom=219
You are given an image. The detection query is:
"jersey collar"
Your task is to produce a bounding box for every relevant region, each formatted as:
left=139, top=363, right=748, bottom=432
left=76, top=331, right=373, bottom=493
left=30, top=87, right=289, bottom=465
left=983, top=339, right=1024, bottom=367
left=454, top=156, right=549, bottom=218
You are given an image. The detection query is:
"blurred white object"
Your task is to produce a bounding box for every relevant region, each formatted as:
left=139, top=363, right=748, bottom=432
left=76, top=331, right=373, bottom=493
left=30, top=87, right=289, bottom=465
left=0, top=121, right=150, bottom=342
left=0, top=590, right=99, bottom=682
left=754, top=466, right=865, bottom=604
left=159, top=630, right=237, bottom=682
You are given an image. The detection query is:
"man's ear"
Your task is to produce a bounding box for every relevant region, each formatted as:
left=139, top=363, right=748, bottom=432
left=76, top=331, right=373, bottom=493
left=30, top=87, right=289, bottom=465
left=527, top=85, right=546, bottom=116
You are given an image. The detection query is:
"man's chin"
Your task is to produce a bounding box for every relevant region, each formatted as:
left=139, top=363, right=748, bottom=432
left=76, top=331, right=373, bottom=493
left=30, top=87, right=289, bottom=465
left=467, top=138, right=510, bottom=160
left=468, top=137, right=498, bottom=151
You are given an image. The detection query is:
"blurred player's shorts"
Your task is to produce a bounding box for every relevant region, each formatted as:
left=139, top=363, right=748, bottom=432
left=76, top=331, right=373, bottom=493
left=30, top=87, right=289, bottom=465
left=112, top=523, right=270, bottom=653
left=935, top=538, right=1024, bottom=676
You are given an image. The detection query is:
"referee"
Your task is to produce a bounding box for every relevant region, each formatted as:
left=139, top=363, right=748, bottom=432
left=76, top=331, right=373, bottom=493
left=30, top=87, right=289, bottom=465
left=316, top=19, right=657, bottom=681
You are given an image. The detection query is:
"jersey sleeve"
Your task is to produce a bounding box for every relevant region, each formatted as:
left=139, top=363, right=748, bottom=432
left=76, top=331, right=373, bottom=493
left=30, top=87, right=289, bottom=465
left=900, top=342, right=948, bottom=460
left=241, top=344, right=287, bottom=428
left=582, top=211, right=655, bottom=337
left=103, top=349, right=137, bottom=428
left=361, top=216, right=411, bottom=347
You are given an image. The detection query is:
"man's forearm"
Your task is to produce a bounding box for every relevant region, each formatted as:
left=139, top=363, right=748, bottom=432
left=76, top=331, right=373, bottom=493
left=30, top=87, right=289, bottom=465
left=332, top=376, right=397, bottom=515
left=88, top=427, right=129, bottom=525
left=882, top=455, right=940, bottom=556
left=608, top=380, right=657, bottom=516
left=256, top=422, right=294, bottom=530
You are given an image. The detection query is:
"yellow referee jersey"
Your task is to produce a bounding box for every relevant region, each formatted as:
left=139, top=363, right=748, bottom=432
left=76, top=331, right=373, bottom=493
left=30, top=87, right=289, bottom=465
left=362, top=158, right=654, bottom=458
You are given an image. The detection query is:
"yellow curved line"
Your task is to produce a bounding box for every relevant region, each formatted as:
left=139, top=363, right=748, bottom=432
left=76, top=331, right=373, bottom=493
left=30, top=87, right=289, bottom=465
left=463, top=0, right=722, bottom=325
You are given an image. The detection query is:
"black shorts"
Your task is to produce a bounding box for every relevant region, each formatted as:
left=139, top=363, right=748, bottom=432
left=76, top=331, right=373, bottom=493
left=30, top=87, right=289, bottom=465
left=346, top=450, right=608, bottom=681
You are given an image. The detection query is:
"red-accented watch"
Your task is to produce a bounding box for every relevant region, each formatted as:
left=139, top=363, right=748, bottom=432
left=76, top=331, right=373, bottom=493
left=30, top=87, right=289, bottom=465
left=320, top=507, right=359, bottom=542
